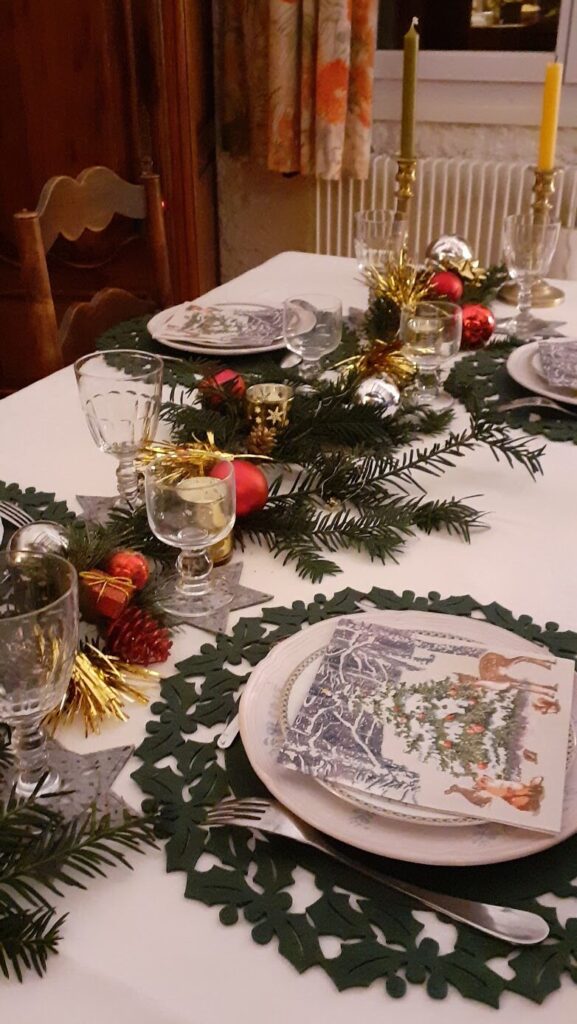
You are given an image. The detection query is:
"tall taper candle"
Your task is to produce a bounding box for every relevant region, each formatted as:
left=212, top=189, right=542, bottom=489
left=538, top=61, right=563, bottom=172
left=400, top=18, right=419, bottom=159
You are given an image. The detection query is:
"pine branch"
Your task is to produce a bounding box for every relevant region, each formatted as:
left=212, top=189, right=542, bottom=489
left=66, top=507, right=175, bottom=572
left=471, top=414, right=545, bottom=479
left=236, top=489, right=486, bottom=582
left=461, top=263, right=508, bottom=305
left=0, top=807, right=157, bottom=911
left=0, top=907, right=66, bottom=982
left=0, top=788, right=157, bottom=980
left=412, top=496, right=487, bottom=541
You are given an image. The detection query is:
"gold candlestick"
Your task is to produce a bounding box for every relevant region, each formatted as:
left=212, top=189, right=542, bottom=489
left=499, top=166, right=564, bottom=308
left=394, top=156, right=417, bottom=231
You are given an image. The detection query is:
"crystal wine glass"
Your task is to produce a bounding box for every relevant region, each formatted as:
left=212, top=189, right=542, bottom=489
left=502, top=214, right=560, bottom=340
left=283, top=294, right=342, bottom=381
left=354, top=209, right=398, bottom=274
left=145, top=459, right=236, bottom=620
left=401, top=300, right=463, bottom=408
left=0, top=551, right=78, bottom=796
left=75, top=350, right=164, bottom=508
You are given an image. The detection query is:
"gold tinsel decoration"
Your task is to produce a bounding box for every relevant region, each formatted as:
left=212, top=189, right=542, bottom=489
left=138, top=434, right=268, bottom=484
left=364, top=247, right=432, bottom=310
left=246, top=424, right=277, bottom=456
left=44, top=642, right=159, bottom=737
left=137, top=434, right=232, bottom=484
left=362, top=345, right=417, bottom=389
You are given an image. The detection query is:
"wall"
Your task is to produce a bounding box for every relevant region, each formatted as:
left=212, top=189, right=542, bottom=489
left=217, top=121, right=577, bottom=282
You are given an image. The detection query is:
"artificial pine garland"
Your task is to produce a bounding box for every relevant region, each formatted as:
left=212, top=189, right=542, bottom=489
left=160, top=343, right=544, bottom=581
left=0, top=732, right=157, bottom=981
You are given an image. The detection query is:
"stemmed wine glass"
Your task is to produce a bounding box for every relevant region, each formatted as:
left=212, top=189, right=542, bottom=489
left=400, top=300, right=463, bottom=409
left=0, top=551, right=78, bottom=796
left=354, top=210, right=400, bottom=273
left=144, top=459, right=236, bottom=620
left=283, top=294, right=342, bottom=381
left=75, top=350, right=164, bottom=508
left=502, top=214, right=560, bottom=340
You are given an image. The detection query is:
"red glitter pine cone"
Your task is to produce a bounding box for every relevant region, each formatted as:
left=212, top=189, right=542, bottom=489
left=106, top=606, right=172, bottom=665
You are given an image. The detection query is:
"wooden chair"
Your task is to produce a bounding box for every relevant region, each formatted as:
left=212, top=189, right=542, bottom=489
left=14, top=166, right=173, bottom=379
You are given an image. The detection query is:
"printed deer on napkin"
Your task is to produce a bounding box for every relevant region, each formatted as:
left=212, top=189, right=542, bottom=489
left=278, top=618, right=575, bottom=833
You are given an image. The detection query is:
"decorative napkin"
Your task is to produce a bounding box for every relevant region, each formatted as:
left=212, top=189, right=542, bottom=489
left=152, top=303, right=282, bottom=346
left=278, top=618, right=575, bottom=833
left=538, top=339, right=577, bottom=389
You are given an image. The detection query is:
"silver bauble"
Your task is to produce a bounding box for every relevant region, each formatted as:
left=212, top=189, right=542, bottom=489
left=7, top=521, right=69, bottom=555
left=355, top=375, right=400, bottom=417
left=426, top=235, right=473, bottom=264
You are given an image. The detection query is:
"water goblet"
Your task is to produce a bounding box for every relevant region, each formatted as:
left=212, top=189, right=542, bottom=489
left=283, top=294, right=342, bottom=382
left=145, top=459, right=236, bottom=620
left=354, top=209, right=402, bottom=273
left=400, top=300, right=463, bottom=409
left=75, top=350, right=164, bottom=508
left=502, top=214, right=560, bottom=340
left=0, top=551, right=78, bottom=796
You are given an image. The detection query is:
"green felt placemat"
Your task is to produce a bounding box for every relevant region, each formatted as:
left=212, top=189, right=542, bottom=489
left=133, top=587, right=577, bottom=1007
left=446, top=340, right=577, bottom=444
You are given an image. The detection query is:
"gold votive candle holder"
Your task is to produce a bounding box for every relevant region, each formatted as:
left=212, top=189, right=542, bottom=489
left=245, top=383, right=294, bottom=430
left=210, top=529, right=234, bottom=566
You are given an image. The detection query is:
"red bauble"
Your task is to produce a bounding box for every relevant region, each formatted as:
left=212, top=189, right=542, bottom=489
left=105, top=550, right=150, bottom=591
left=461, top=304, right=495, bottom=349
left=200, top=368, right=246, bottom=407
left=429, top=270, right=463, bottom=302
left=209, top=460, right=269, bottom=517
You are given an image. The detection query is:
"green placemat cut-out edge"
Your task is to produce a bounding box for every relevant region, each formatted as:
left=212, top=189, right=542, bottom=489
left=446, top=340, right=577, bottom=444
left=133, top=587, right=577, bottom=1007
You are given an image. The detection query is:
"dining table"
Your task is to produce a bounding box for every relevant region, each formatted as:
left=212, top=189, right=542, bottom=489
left=2, top=251, right=577, bottom=1023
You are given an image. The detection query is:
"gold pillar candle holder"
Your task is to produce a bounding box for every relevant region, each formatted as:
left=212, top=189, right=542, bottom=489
left=499, top=166, right=564, bottom=308
left=245, top=383, right=294, bottom=429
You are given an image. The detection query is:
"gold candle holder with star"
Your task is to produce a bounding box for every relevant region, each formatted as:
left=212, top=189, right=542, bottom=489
left=245, top=383, right=293, bottom=456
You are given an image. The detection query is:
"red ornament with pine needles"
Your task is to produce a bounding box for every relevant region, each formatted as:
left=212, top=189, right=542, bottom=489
left=106, top=606, right=172, bottom=665
left=461, top=304, right=495, bottom=349
left=105, top=550, right=150, bottom=591
left=199, top=368, right=246, bottom=407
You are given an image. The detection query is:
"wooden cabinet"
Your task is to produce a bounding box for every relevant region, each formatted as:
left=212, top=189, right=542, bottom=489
left=0, top=0, right=219, bottom=393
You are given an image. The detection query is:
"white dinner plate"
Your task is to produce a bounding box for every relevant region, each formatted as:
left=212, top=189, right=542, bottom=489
left=147, top=301, right=314, bottom=356
left=507, top=342, right=577, bottom=407
left=278, top=646, right=479, bottom=828
left=239, top=610, right=577, bottom=866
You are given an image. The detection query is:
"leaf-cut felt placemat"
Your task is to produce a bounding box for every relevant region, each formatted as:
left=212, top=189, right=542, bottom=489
left=446, top=339, right=577, bottom=444
left=133, top=588, right=577, bottom=1007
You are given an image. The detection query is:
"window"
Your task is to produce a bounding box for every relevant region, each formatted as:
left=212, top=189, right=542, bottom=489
left=378, top=2, right=561, bottom=53
left=374, top=0, right=577, bottom=124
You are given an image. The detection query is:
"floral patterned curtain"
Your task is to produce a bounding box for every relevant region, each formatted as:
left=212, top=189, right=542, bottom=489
left=218, top=0, right=379, bottom=180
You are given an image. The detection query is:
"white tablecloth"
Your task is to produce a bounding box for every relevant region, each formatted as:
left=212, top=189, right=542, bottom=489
left=2, top=252, right=577, bottom=1021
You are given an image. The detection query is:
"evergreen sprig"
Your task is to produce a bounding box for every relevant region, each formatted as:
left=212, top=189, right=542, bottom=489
left=0, top=786, right=156, bottom=981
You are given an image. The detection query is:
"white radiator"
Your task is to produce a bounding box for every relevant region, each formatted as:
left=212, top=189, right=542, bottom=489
left=315, top=157, right=577, bottom=277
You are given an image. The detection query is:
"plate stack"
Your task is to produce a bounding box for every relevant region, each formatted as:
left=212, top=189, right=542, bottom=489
left=147, top=301, right=313, bottom=356
left=508, top=338, right=577, bottom=407
left=240, top=610, right=577, bottom=867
